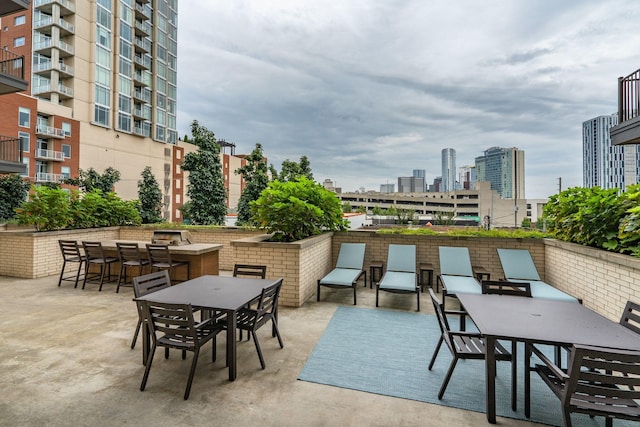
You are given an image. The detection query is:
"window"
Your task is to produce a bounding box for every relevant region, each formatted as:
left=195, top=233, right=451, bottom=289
left=95, top=85, right=110, bottom=106
left=97, top=26, right=111, bottom=48
left=119, top=39, right=131, bottom=59
left=18, top=107, right=30, bottom=127
left=120, top=21, right=132, bottom=42
left=61, top=144, right=71, bottom=158
left=117, top=112, right=131, bottom=132
left=14, top=36, right=25, bottom=47
left=96, top=65, right=110, bottom=86
left=61, top=166, right=71, bottom=179
left=18, top=131, right=30, bottom=151
left=94, top=105, right=110, bottom=126
left=20, top=157, right=29, bottom=177
left=96, top=46, right=111, bottom=67
left=14, top=15, right=26, bottom=26
left=118, top=94, right=131, bottom=113
left=62, top=122, right=71, bottom=137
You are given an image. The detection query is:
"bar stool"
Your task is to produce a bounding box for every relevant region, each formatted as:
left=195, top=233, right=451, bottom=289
left=82, top=241, right=119, bottom=291
left=146, top=244, right=190, bottom=284
left=116, top=242, right=150, bottom=293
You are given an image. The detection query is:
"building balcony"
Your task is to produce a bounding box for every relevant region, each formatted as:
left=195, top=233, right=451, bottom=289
left=34, top=0, right=75, bottom=15
left=132, top=104, right=152, bottom=121
left=134, top=19, right=151, bottom=37
left=134, top=36, right=151, bottom=53
left=133, top=87, right=152, bottom=104
left=133, top=70, right=152, bottom=86
left=33, top=61, right=74, bottom=78
left=35, top=148, right=65, bottom=161
left=133, top=54, right=151, bottom=70
left=134, top=2, right=151, bottom=20
left=36, top=124, right=66, bottom=139
left=0, top=0, right=29, bottom=17
left=133, top=122, right=151, bottom=137
left=611, top=67, right=640, bottom=146
left=35, top=172, right=64, bottom=183
left=0, top=135, right=25, bottom=174
left=33, top=83, right=73, bottom=99
left=0, top=49, right=27, bottom=95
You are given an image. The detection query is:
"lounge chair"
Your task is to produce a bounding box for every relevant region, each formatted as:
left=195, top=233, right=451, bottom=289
left=496, top=249, right=578, bottom=302
left=437, top=246, right=481, bottom=309
left=376, top=244, right=419, bottom=311
left=317, top=243, right=366, bottom=305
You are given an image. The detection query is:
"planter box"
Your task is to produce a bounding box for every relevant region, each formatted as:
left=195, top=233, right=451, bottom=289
left=231, top=232, right=333, bottom=307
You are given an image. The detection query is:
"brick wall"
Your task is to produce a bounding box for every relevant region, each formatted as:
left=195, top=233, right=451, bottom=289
left=231, top=233, right=332, bottom=307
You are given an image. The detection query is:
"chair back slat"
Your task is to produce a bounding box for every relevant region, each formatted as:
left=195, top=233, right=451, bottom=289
left=387, top=244, right=416, bottom=273
left=233, top=264, right=267, bottom=279
left=133, top=270, right=171, bottom=298
left=428, top=289, right=451, bottom=335
left=82, top=241, right=106, bottom=260
left=257, top=279, right=283, bottom=314
left=564, top=344, right=640, bottom=421
left=117, top=242, right=143, bottom=262
left=481, top=280, right=532, bottom=297
left=59, top=240, right=83, bottom=259
left=620, top=300, right=640, bottom=335
left=146, top=244, right=172, bottom=264
left=143, top=301, right=197, bottom=346
left=335, top=243, right=366, bottom=270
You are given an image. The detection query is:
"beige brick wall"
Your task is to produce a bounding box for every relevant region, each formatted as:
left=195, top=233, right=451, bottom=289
left=231, top=233, right=332, bottom=307
left=544, top=239, right=640, bottom=321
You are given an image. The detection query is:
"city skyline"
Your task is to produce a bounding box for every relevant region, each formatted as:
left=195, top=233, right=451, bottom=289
left=175, top=1, right=640, bottom=199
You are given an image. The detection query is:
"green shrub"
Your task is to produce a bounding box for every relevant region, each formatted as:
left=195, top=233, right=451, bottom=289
left=250, top=177, right=348, bottom=242
left=15, top=186, right=72, bottom=231
left=0, top=174, right=30, bottom=222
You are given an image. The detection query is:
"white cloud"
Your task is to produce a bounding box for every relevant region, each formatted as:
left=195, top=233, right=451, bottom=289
left=177, top=0, right=640, bottom=198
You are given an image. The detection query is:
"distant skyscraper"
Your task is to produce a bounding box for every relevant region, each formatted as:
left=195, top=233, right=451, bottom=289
left=458, top=165, right=475, bottom=190
left=441, top=148, right=456, bottom=192
left=412, top=169, right=426, bottom=192
left=397, top=176, right=424, bottom=193
left=380, top=183, right=395, bottom=193
left=475, top=147, right=525, bottom=199
left=583, top=113, right=639, bottom=190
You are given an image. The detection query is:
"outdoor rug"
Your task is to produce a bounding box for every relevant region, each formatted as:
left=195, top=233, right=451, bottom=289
left=298, top=306, right=636, bottom=427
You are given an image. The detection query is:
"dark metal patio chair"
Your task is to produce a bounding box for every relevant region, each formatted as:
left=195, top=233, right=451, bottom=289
left=233, top=264, right=267, bottom=279
left=57, top=240, right=86, bottom=288
left=146, top=243, right=189, bottom=284
left=428, top=289, right=516, bottom=408
left=82, top=241, right=118, bottom=291
left=216, top=278, right=284, bottom=369
left=525, top=343, right=640, bottom=427
left=139, top=300, right=224, bottom=400
left=116, top=242, right=150, bottom=293
left=131, top=270, right=171, bottom=355
left=619, top=300, right=640, bottom=334
left=481, top=280, right=531, bottom=297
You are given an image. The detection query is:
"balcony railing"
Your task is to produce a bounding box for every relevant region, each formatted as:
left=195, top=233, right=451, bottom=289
left=34, top=0, right=75, bottom=14
left=0, top=135, right=23, bottom=164
left=0, top=49, right=25, bottom=80
left=36, top=172, right=64, bottom=183
left=33, top=61, right=74, bottom=76
left=611, top=67, right=640, bottom=146
left=36, top=124, right=66, bottom=139
left=618, top=67, right=640, bottom=123
left=36, top=148, right=65, bottom=161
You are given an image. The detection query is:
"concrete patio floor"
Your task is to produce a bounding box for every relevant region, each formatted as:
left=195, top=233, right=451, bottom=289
left=0, top=273, right=544, bottom=427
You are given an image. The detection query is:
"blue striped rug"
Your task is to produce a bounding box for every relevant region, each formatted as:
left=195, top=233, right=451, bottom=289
left=298, top=306, right=635, bottom=427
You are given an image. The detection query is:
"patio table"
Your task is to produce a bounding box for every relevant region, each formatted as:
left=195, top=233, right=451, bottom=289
left=135, top=274, right=281, bottom=381
left=456, top=293, right=640, bottom=424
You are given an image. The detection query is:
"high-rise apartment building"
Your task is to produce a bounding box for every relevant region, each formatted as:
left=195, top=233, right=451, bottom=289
left=412, top=169, right=426, bottom=192
left=475, top=147, right=525, bottom=199
left=441, top=148, right=456, bottom=192
left=397, top=176, right=424, bottom=193
left=583, top=113, right=639, bottom=190
left=0, top=0, right=187, bottom=219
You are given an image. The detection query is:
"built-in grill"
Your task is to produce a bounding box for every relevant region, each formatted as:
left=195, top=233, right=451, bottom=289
left=151, top=230, right=193, bottom=246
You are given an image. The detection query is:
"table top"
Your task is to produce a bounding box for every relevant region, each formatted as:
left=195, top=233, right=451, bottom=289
left=135, top=275, right=280, bottom=311
left=456, top=293, right=640, bottom=351
left=101, top=240, right=223, bottom=255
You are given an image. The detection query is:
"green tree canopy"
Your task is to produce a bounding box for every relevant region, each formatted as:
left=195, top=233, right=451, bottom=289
left=180, top=120, right=226, bottom=225
left=270, top=155, right=314, bottom=182
left=137, top=166, right=164, bottom=224
left=63, top=167, right=121, bottom=194
left=0, top=174, right=30, bottom=221
left=235, top=143, right=269, bottom=226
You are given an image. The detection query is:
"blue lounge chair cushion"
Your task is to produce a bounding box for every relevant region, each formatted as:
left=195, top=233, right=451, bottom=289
left=387, top=244, right=416, bottom=273
left=439, top=247, right=474, bottom=277
left=379, top=271, right=416, bottom=292
left=439, top=274, right=481, bottom=295
left=510, top=279, right=578, bottom=302
left=497, top=248, right=541, bottom=281
left=319, top=268, right=364, bottom=287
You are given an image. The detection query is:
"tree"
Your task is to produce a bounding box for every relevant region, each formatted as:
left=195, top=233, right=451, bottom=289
left=64, top=167, right=121, bottom=194
left=251, top=177, right=347, bottom=242
left=0, top=174, right=30, bottom=221
left=235, top=143, right=269, bottom=226
left=180, top=120, right=226, bottom=225
left=272, top=155, right=314, bottom=182
left=137, top=166, right=164, bottom=224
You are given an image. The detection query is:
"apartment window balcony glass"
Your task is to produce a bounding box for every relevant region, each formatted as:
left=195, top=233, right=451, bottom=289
left=133, top=87, right=151, bottom=103
left=57, top=39, right=74, bottom=57
left=133, top=54, right=151, bottom=70
left=35, top=172, right=64, bottom=183
left=34, top=0, right=75, bottom=14
left=134, top=2, right=152, bottom=20
left=35, top=148, right=65, bottom=161
left=134, top=20, right=151, bottom=36
left=36, top=124, right=66, bottom=139
left=134, top=36, right=151, bottom=53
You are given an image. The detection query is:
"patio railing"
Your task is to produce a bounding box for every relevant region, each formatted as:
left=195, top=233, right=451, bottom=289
left=0, top=49, right=25, bottom=81
left=0, top=135, right=22, bottom=164
left=618, top=67, right=640, bottom=123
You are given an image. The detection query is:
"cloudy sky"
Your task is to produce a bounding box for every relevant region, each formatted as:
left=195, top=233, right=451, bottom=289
left=176, top=0, right=640, bottom=199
